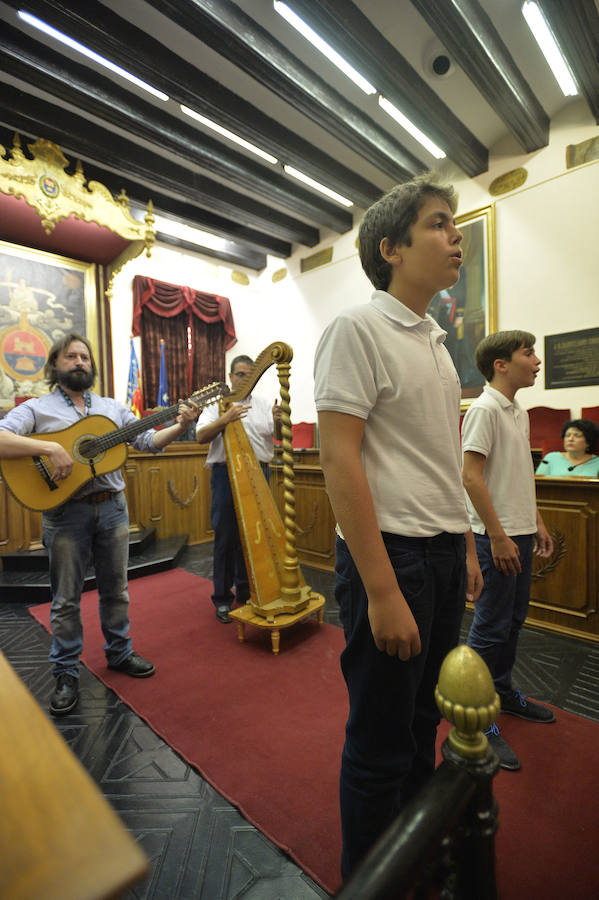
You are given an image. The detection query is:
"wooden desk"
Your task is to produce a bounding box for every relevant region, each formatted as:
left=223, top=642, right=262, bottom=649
left=0, top=651, right=148, bottom=900
left=529, top=476, right=599, bottom=643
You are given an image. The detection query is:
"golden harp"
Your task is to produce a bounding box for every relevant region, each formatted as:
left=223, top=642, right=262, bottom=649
left=222, top=341, right=325, bottom=653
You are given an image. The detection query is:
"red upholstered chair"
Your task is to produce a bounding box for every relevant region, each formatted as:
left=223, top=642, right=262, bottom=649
left=581, top=406, right=599, bottom=428
left=291, top=422, right=315, bottom=449
left=527, top=406, right=571, bottom=457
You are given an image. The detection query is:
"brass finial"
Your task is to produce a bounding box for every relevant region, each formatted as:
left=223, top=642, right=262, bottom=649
left=435, top=645, right=500, bottom=759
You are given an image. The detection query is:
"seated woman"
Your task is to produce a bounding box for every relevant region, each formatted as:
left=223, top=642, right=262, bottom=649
left=536, top=418, right=599, bottom=477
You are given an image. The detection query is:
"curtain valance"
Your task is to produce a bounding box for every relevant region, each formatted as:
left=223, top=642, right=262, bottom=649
left=132, top=275, right=237, bottom=349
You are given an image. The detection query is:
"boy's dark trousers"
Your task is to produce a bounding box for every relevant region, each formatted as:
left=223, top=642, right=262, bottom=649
left=335, top=531, right=467, bottom=880
left=467, top=532, right=534, bottom=695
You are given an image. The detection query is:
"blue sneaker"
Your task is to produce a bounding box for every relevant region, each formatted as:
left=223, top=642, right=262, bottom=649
left=485, top=723, right=521, bottom=771
left=501, top=690, right=555, bottom=723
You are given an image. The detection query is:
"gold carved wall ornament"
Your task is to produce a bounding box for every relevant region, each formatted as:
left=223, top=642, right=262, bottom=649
left=0, top=135, right=155, bottom=246
left=489, top=167, right=528, bottom=196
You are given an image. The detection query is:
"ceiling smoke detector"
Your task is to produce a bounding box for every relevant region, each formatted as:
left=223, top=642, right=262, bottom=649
left=423, top=40, right=455, bottom=79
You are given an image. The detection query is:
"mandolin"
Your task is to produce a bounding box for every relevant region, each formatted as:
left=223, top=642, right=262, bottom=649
left=0, top=382, right=227, bottom=511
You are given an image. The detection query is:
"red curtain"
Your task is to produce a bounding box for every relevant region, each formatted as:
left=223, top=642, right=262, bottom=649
left=132, top=275, right=237, bottom=405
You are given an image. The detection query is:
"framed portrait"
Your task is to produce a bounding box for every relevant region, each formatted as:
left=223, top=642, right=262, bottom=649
left=0, top=239, right=97, bottom=406
left=426, top=205, right=497, bottom=406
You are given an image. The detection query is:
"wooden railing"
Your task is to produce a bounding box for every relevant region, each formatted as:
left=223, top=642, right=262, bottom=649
left=336, top=646, right=501, bottom=900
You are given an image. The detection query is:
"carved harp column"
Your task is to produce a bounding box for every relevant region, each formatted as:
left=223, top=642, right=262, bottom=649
left=223, top=342, right=323, bottom=622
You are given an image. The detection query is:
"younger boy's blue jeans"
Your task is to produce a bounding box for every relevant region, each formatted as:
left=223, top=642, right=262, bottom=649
left=467, top=532, right=534, bottom=696
left=335, top=531, right=466, bottom=879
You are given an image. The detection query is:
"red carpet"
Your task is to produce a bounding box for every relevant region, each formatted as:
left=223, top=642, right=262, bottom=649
left=31, top=570, right=599, bottom=898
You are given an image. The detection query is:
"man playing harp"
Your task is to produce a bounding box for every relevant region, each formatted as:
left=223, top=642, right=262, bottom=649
left=196, top=354, right=282, bottom=623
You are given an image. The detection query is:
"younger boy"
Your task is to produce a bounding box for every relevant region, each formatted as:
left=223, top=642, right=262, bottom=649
left=313, top=175, right=482, bottom=879
left=462, top=331, right=555, bottom=771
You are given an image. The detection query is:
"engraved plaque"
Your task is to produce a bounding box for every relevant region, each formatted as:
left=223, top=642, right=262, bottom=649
left=545, top=328, right=599, bottom=389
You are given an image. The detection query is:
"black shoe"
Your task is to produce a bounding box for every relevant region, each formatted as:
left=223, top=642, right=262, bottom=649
left=50, top=673, right=79, bottom=716
left=216, top=605, right=232, bottom=623
left=485, top=723, right=521, bottom=771
left=108, top=652, right=155, bottom=678
left=500, top=689, right=555, bottom=723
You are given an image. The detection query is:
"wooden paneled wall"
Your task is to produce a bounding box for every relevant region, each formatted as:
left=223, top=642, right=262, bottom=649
left=0, top=445, right=337, bottom=571
left=4, top=447, right=598, bottom=645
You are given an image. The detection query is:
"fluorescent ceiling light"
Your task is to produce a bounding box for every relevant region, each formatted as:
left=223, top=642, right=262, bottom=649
left=18, top=10, right=169, bottom=101
left=180, top=105, right=278, bottom=164
left=378, top=97, right=446, bottom=159
left=521, top=2, right=578, bottom=97
left=152, top=214, right=230, bottom=253
left=283, top=165, right=352, bottom=207
left=274, top=1, right=376, bottom=95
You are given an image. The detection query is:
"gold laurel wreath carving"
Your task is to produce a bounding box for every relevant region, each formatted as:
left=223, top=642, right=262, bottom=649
left=532, top=528, right=566, bottom=580
left=167, top=476, right=199, bottom=509
left=294, top=501, right=318, bottom=537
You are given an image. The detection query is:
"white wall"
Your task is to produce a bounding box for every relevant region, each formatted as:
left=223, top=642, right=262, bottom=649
left=110, top=98, right=599, bottom=422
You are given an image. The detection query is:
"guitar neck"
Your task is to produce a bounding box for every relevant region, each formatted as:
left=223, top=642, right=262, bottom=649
left=102, top=403, right=183, bottom=449
left=84, top=383, right=227, bottom=456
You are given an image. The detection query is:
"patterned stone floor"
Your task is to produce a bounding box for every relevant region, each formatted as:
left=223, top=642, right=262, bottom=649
left=1, top=543, right=598, bottom=898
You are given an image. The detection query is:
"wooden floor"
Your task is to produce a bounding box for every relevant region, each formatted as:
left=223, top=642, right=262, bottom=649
left=1, top=543, right=598, bottom=899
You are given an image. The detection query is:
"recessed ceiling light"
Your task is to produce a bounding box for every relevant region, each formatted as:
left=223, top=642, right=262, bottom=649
left=378, top=97, right=446, bottom=159
left=151, top=214, right=230, bottom=253
left=18, top=10, right=169, bottom=101
left=180, top=105, right=278, bottom=164
left=283, top=165, right=353, bottom=207
left=274, top=1, right=376, bottom=95
left=521, top=2, right=578, bottom=97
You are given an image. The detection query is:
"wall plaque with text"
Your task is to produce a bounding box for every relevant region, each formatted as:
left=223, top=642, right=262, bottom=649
left=544, top=328, right=599, bottom=389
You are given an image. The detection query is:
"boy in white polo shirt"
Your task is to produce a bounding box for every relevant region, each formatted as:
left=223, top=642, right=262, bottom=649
left=314, top=175, right=482, bottom=879
left=462, top=330, right=555, bottom=772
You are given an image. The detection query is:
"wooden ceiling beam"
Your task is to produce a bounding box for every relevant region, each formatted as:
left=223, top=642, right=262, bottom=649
left=411, top=0, right=550, bottom=152
left=0, top=92, right=299, bottom=258
left=0, top=26, right=345, bottom=237
left=144, top=0, right=425, bottom=182
left=0, top=0, right=381, bottom=209
left=1, top=0, right=381, bottom=207
left=537, top=0, right=599, bottom=123
left=287, top=0, right=488, bottom=177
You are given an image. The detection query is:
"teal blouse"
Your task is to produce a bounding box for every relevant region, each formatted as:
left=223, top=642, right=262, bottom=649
left=536, top=451, right=599, bottom=477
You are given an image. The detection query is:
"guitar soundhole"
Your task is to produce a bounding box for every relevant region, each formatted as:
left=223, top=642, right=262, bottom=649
left=73, top=435, right=104, bottom=464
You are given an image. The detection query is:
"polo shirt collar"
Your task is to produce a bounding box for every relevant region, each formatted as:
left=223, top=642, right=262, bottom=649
left=483, top=383, right=523, bottom=412
left=371, top=290, right=444, bottom=337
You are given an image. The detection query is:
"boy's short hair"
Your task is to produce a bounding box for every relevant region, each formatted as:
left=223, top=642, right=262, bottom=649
left=358, top=174, right=458, bottom=291
left=561, top=418, right=599, bottom=453
left=474, top=330, right=536, bottom=382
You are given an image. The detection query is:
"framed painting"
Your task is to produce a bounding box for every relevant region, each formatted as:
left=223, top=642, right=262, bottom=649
left=0, top=239, right=97, bottom=406
left=427, top=204, right=497, bottom=406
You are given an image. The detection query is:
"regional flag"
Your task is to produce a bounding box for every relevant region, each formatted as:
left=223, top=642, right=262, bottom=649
left=126, top=339, right=143, bottom=418
left=157, top=339, right=169, bottom=407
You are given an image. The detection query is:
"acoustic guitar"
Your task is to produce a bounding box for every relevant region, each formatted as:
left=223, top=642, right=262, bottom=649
left=0, top=382, right=227, bottom=511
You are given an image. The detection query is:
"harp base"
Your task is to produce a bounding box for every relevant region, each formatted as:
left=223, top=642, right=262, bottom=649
left=228, top=592, right=326, bottom=655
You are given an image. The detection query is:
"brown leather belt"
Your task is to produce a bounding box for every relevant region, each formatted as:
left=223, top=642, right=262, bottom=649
left=75, top=490, right=115, bottom=504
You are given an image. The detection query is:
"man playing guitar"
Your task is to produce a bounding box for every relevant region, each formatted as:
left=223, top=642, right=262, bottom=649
left=0, top=332, right=200, bottom=716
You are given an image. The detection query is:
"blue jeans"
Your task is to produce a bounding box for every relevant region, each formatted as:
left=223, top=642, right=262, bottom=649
left=336, top=531, right=466, bottom=879
left=467, top=532, right=534, bottom=696
left=42, top=491, right=132, bottom=678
